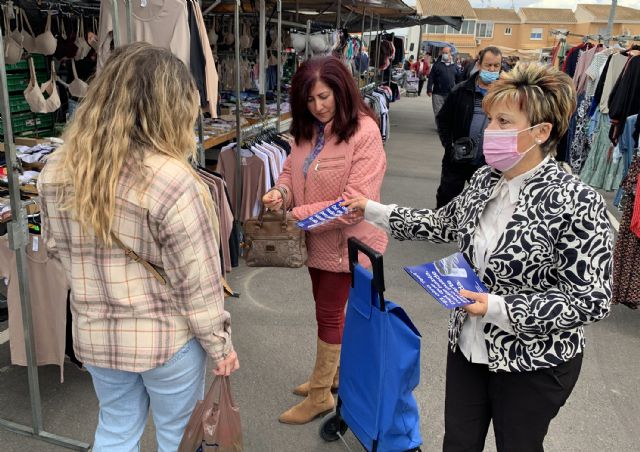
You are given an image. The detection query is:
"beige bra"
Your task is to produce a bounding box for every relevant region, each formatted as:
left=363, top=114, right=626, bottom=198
left=68, top=59, right=89, bottom=98
left=19, top=9, right=36, bottom=54
left=24, top=59, right=60, bottom=113
left=4, top=6, right=24, bottom=65
left=74, top=17, right=91, bottom=61
left=34, top=11, right=57, bottom=56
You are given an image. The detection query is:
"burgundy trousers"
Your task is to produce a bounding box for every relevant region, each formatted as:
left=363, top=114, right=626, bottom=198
left=308, top=267, right=352, bottom=345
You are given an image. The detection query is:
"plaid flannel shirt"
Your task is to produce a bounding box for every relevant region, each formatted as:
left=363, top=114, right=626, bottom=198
left=37, top=152, right=232, bottom=372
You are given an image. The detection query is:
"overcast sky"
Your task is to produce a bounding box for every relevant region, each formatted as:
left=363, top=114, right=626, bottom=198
left=403, top=0, right=640, bottom=9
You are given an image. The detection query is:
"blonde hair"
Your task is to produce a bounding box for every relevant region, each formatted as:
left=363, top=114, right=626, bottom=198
left=483, top=62, right=577, bottom=157
left=54, top=42, right=210, bottom=245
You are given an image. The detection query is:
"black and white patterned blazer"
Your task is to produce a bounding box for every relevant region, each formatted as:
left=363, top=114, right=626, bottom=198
left=390, top=160, right=613, bottom=372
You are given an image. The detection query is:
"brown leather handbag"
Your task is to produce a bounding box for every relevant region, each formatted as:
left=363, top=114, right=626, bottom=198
left=243, top=187, right=307, bottom=268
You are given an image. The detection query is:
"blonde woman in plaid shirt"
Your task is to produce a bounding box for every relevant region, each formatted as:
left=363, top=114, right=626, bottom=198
left=37, top=43, right=238, bottom=451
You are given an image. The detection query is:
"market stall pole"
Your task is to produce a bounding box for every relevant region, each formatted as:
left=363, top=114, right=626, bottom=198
left=375, top=15, right=381, bottom=84
left=357, top=8, right=366, bottom=82
left=276, top=0, right=282, bottom=130
left=259, top=0, right=267, bottom=116
left=125, top=0, right=133, bottom=43
left=0, top=28, right=90, bottom=452
left=111, top=0, right=121, bottom=47
left=234, top=0, right=243, bottom=222
left=305, top=19, right=311, bottom=60
left=368, top=11, right=374, bottom=84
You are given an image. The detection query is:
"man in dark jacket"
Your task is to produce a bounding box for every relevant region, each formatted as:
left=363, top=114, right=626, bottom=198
left=435, top=46, right=503, bottom=208
left=426, top=47, right=462, bottom=119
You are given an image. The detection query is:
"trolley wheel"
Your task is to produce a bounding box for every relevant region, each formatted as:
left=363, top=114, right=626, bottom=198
left=319, top=411, right=348, bottom=442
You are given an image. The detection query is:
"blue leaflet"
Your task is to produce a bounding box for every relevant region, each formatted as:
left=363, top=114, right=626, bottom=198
left=296, top=200, right=349, bottom=231
left=404, top=252, right=488, bottom=309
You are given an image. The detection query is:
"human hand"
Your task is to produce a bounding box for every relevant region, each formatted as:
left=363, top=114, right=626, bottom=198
left=427, top=92, right=432, bottom=97
left=262, top=189, right=283, bottom=210
left=341, top=197, right=369, bottom=217
left=213, top=350, right=240, bottom=376
left=459, top=289, right=488, bottom=316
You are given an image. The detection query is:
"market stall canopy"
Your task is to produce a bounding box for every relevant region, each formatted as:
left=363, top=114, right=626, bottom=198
left=202, top=0, right=463, bottom=31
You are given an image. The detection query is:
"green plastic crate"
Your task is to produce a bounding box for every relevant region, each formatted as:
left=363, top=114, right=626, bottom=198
left=5, top=55, right=46, bottom=72
left=6, top=72, right=48, bottom=93
left=8, top=95, right=31, bottom=114
left=0, top=112, right=55, bottom=135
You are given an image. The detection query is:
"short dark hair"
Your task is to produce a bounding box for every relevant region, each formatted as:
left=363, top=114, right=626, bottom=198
left=479, top=46, right=502, bottom=64
left=289, top=56, right=377, bottom=145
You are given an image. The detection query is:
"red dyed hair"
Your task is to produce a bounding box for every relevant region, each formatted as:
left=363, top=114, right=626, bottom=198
left=289, top=56, right=378, bottom=146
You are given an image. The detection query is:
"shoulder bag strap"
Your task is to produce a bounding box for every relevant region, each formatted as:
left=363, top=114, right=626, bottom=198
left=110, top=233, right=167, bottom=286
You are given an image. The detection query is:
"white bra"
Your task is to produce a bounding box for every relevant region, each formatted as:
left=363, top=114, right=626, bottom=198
left=74, top=17, right=91, bottom=61
left=24, top=59, right=60, bottom=113
left=34, top=11, right=57, bottom=56
left=19, top=8, right=37, bottom=54
left=4, top=6, right=24, bottom=65
left=68, top=59, right=89, bottom=98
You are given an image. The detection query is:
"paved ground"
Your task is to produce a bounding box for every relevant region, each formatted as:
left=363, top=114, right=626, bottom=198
left=1, top=95, right=639, bottom=451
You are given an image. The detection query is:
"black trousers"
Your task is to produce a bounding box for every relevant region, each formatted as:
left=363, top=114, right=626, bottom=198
left=418, top=78, right=425, bottom=95
left=443, top=348, right=583, bottom=452
left=435, top=152, right=482, bottom=209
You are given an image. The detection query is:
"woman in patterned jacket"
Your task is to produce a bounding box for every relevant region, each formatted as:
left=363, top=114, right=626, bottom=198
left=345, top=63, right=613, bottom=452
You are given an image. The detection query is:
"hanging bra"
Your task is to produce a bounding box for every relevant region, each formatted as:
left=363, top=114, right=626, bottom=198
left=68, top=59, right=88, bottom=98
left=239, top=21, right=252, bottom=50
left=19, top=9, right=37, bottom=54
left=74, top=17, right=90, bottom=61
left=208, top=16, right=218, bottom=46
left=4, top=6, right=24, bottom=65
left=24, top=59, right=60, bottom=113
left=34, top=11, right=57, bottom=56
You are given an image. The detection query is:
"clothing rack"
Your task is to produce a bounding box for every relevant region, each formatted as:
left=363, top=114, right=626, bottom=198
left=0, top=25, right=91, bottom=452
left=551, top=29, right=607, bottom=44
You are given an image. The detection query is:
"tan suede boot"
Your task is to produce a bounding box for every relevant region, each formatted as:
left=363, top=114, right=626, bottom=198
left=292, top=365, right=339, bottom=396
left=279, top=339, right=340, bottom=425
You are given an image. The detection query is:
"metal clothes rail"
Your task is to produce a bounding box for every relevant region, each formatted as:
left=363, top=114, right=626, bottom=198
left=0, top=25, right=91, bottom=452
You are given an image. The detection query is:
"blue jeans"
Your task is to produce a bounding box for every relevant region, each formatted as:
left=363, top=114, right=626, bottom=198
left=85, top=338, right=206, bottom=452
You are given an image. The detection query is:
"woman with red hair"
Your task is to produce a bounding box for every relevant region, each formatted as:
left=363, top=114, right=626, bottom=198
left=262, top=56, right=387, bottom=425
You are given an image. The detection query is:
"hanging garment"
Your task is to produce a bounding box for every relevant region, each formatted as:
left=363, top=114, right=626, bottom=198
left=608, top=55, right=640, bottom=145
left=19, top=8, right=37, bottom=54
left=68, top=59, right=89, bottom=98
left=74, top=17, right=91, bottom=61
left=239, top=21, right=252, bottom=50
left=0, top=234, right=69, bottom=382
left=612, top=155, right=640, bottom=309
left=98, top=0, right=191, bottom=71
left=3, top=7, right=24, bottom=65
left=24, top=58, right=48, bottom=113
left=190, top=0, right=219, bottom=117
left=186, top=0, right=206, bottom=108
left=599, top=53, right=628, bottom=114
left=580, top=113, right=624, bottom=191
left=207, top=16, right=218, bottom=45
left=55, top=16, right=78, bottom=60
left=569, top=94, right=592, bottom=173
left=34, top=11, right=58, bottom=56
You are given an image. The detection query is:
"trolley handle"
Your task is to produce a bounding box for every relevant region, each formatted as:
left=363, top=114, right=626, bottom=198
left=348, top=237, right=386, bottom=311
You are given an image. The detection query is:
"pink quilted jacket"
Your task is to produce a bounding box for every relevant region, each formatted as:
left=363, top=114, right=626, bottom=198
left=276, top=115, right=388, bottom=273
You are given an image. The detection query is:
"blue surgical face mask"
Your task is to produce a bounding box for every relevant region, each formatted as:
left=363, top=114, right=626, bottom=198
left=441, top=53, right=450, bottom=62
left=479, top=70, right=500, bottom=84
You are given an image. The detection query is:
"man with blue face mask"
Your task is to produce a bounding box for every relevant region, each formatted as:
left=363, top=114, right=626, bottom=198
left=434, top=46, right=503, bottom=208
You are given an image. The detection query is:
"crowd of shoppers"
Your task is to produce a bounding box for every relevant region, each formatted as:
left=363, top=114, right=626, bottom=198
left=32, top=39, right=613, bottom=452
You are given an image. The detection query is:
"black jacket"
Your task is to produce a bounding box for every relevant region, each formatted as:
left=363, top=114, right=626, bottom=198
left=426, top=59, right=462, bottom=95
left=435, top=74, right=480, bottom=152
left=389, top=159, right=612, bottom=372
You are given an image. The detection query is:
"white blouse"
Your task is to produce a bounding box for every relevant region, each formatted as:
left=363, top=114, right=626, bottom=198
left=364, top=158, right=549, bottom=365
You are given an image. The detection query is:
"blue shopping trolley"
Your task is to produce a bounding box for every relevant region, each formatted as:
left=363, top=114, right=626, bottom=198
left=319, top=238, right=422, bottom=452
